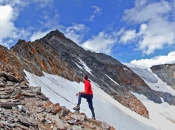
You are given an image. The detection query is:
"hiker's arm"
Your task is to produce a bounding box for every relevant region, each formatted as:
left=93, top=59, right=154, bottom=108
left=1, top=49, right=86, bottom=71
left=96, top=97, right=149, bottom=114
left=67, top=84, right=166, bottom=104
left=76, top=81, right=88, bottom=96
left=79, top=90, right=87, bottom=94
left=76, top=90, right=87, bottom=96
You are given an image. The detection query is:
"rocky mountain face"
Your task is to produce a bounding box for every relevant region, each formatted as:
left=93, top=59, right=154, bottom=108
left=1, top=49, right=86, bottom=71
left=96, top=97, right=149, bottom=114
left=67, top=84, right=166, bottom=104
left=1, top=29, right=175, bottom=120
left=0, top=45, right=24, bottom=80
left=151, top=64, right=175, bottom=91
left=0, top=73, right=115, bottom=130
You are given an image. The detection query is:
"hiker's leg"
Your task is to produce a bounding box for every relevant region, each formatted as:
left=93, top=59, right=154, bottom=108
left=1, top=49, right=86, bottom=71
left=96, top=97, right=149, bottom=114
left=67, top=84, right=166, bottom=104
left=77, top=94, right=88, bottom=105
left=74, top=94, right=89, bottom=111
left=87, top=95, right=95, bottom=117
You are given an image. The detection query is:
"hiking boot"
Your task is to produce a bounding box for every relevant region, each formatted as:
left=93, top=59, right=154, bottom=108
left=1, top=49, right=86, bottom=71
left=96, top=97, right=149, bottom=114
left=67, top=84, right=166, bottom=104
left=73, top=105, right=80, bottom=111
left=92, top=116, right=96, bottom=120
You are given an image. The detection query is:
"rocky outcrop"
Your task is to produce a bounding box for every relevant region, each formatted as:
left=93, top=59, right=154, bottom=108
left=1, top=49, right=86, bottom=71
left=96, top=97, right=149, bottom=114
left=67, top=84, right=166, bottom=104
left=112, top=89, right=149, bottom=118
left=10, top=39, right=76, bottom=82
left=0, top=73, right=115, bottom=130
left=151, top=64, right=175, bottom=90
left=0, top=45, right=24, bottom=80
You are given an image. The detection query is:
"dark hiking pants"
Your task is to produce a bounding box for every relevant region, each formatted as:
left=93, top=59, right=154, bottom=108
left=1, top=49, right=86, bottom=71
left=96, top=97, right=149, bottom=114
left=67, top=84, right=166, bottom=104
left=77, top=94, right=95, bottom=117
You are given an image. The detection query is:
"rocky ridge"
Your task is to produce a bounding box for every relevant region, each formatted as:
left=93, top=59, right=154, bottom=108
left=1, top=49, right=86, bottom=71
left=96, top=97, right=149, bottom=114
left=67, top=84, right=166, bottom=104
left=0, top=73, right=115, bottom=130
left=151, top=64, right=175, bottom=91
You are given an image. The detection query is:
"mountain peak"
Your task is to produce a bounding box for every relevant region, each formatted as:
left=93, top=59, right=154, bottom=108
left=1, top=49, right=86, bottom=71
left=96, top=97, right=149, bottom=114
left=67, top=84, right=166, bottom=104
left=43, top=29, right=65, bottom=40
left=49, top=29, right=65, bottom=36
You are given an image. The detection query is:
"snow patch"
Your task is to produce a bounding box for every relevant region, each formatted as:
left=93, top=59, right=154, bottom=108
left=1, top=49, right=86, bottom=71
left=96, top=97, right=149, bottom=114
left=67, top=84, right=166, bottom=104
left=124, top=63, right=158, bottom=83
left=78, top=58, right=92, bottom=74
left=144, top=74, right=175, bottom=97
left=74, top=62, right=83, bottom=70
left=105, top=74, right=119, bottom=85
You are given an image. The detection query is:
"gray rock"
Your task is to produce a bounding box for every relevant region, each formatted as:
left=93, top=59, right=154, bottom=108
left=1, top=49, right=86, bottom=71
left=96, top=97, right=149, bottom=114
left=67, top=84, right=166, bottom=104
left=6, top=81, right=14, bottom=86
left=55, top=120, right=67, bottom=130
left=0, top=91, right=8, bottom=95
left=20, top=85, right=29, bottom=89
left=0, top=77, right=6, bottom=81
left=4, top=73, right=19, bottom=83
left=72, top=125, right=82, bottom=130
left=0, top=95, right=10, bottom=99
left=45, top=106, right=52, bottom=113
left=26, top=117, right=38, bottom=127
left=30, top=86, right=41, bottom=94
left=71, top=113, right=86, bottom=122
left=11, top=87, right=22, bottom=96
left=59, top=108, right=70, bottom=119
left=14, top=83, right=20, bottom=87
left=0, top=121, right=15, bottom=127
left=100, top=121, right=110, bottom=130
left=0, top=102, right=19, bottom=109
left=66, top=119, right=77, bottom=125
left=0, top=81, right=5, bottom=87
left=22, top=91, right=36, bottom=97
left=35, top=107, right=45, bottom=113
left=18, top=115, right=29, bottom=125
left=14, top=123, right=29, bottom=130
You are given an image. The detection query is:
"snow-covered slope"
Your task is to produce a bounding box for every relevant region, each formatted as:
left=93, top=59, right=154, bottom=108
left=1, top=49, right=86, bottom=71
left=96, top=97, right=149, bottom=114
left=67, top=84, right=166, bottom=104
left=25, top=70, right=157, bottom=130
left=124, top=63, right=158, bottom=83
left=24, top=63, right=175, bottom=130
left=124, top=63, right=175, bottom=96
left=124, top=63, right=175, bottom=130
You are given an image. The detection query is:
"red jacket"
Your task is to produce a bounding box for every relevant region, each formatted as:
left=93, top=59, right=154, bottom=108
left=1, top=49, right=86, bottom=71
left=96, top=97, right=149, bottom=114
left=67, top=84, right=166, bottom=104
left=84, top=80, right=93, bottom=94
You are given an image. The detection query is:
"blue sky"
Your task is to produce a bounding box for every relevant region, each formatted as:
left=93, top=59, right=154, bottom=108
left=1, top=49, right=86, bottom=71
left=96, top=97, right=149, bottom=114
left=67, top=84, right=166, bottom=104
left=1, top=0, right=175, bottom=67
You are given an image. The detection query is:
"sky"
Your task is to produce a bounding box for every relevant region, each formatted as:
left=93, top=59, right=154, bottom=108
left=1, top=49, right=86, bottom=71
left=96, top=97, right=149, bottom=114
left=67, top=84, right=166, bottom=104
left=24, top=60, right=175, bottom=130
left=1, top=0, right=175, bottom=67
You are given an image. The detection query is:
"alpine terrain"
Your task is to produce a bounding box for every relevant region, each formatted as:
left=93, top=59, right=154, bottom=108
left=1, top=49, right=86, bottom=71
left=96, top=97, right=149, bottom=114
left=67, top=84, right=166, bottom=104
left=0, top=29, right=175, bottom=130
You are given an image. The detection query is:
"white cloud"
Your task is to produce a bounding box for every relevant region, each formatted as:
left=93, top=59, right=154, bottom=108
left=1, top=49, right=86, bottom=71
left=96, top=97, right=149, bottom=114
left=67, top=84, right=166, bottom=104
left=81, top=31, right=117, bottom=54
left=64, top=24, right=87, bottom=44
left=135, top=0, right=147, bottom=7
left=0, top=0, right=26, bottom=19
left=92, top=6, right=101, bottom=13
left=89, top=15, right=95, bottom=21
left=0, top=5, right=14, bottom=38
left=30, top=30, right=51, bottom=41
left=38, top=11, right=61, bottom=30
left=0, top=0, right=53, bottom=47
left=0, top=0, right=52, bottom=8
left=131, top=51, right=175, bottom=67
left=120, top=0, right=175, bottom=55
left=31, top=0, right=53, bottom=8
left=120, top=30, right=136, bottom=43
left=89, top=6, right=102, bottom=21
left=0, top=5, right=25, bottom=47
left=0, top=5, right=30, bottom=47
left=0, top=0, right=24, bottom=7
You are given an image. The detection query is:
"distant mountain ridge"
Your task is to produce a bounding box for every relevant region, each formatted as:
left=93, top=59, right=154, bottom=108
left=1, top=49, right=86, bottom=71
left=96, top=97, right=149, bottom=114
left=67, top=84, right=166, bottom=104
left=1, top=29, right=175, bottom=119
left=151, top=64, right=175, bottom=91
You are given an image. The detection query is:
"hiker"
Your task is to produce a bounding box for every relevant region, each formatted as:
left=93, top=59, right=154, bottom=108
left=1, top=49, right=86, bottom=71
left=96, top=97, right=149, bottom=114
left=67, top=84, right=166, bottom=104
left=73, top=75, right=96, bottom=120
